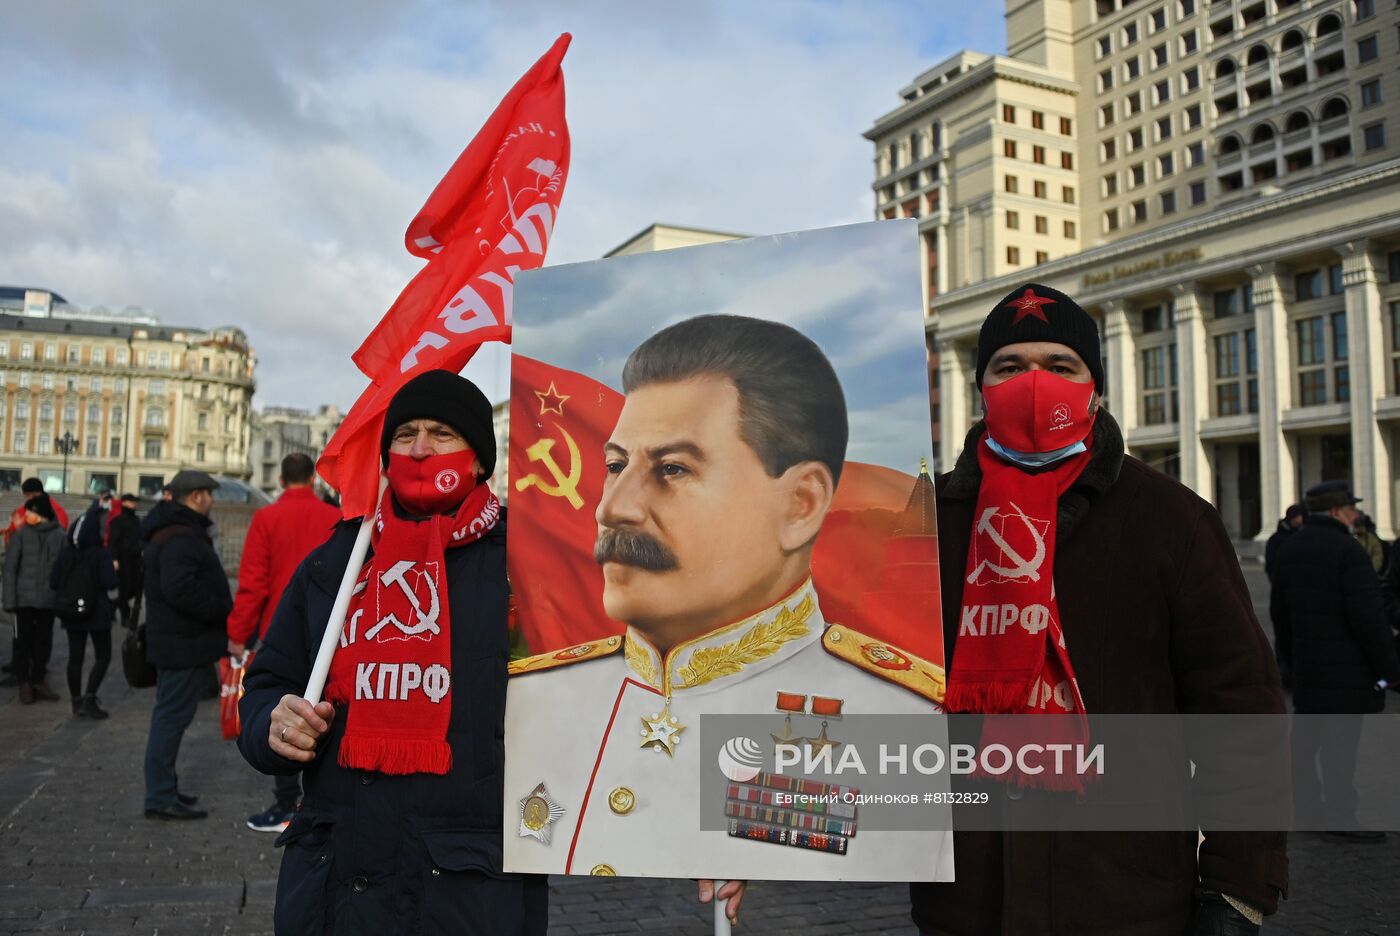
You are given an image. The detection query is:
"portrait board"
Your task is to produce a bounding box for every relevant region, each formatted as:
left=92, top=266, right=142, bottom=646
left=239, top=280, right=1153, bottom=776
left=503, top=220, right=952, bottom=882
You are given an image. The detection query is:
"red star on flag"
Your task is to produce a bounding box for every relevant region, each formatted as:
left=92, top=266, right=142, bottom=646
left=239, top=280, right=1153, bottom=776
left=1007, top=288, right=1055, bottom=324
left=535, top=381, right=570, bottom=417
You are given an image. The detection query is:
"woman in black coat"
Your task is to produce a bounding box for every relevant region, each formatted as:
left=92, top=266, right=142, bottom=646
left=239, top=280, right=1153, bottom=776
left=51, top=505, right=120, bottom=718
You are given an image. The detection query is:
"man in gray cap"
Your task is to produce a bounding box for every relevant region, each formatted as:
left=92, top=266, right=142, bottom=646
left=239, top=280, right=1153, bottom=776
left=1272, top=480, right=1400, bottom=841
left=140, top=470, right=233, bottom=819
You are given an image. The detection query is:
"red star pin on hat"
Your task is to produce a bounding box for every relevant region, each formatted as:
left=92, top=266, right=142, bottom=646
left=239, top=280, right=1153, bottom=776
left=1007, top=288, right=1055, bottom=325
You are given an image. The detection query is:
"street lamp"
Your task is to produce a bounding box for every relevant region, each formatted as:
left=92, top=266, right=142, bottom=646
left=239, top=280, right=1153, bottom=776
left=55, top=431, right=78, bottom=494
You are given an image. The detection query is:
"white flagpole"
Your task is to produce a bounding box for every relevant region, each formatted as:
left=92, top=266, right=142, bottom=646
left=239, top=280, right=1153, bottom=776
left=713, top=881, right=732, bottom=936
left=303, top=475, right=387, bottom=704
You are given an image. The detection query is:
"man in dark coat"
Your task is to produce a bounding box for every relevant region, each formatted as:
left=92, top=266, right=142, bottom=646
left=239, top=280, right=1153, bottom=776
left=141, top=470, right=233, bottom=820
left=107, top=493, right=143, bottom=628
left=238, top=370, right=545, bottom=935
left=1271, top=480, right=1400, bottom=841
left=1264, top=503, right=1303, bottom=582
left=912, top=283, right=1287, bottom=936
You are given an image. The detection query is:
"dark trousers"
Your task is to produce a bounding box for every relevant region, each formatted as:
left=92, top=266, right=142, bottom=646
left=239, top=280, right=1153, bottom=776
left=66, top=629, right=112, bottom=699
left=1291, top=713, right=1364, bottom=828
left=13, top=608, right=55, bottom=683
left=273, top=771, right=302, bottom=809
left=143, top=666, right=204, bottom=811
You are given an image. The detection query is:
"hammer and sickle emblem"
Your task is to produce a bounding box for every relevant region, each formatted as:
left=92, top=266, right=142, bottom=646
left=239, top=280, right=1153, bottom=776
left=514, top=425, right=583, bottom=510
left=967, top=502, right=1047, bottom=584
left=365, top=560, right=441, bottom=640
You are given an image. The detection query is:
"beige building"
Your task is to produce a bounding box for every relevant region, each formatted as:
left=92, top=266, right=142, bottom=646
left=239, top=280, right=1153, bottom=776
left=604, top=223, right=745, bottom=258
left=867, top=0, right=1400, bottom=539
left=0, top=287, right=256, bottom=497
left=250, top=404, right=343, bottom=497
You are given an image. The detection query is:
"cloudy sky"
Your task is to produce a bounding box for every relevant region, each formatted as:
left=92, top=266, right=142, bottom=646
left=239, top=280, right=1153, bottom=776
left=0, top=1, right=1004, bottom=410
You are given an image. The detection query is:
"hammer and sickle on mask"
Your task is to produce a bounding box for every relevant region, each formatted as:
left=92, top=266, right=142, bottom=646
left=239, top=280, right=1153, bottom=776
left=514, top=425, right=584, bottom=509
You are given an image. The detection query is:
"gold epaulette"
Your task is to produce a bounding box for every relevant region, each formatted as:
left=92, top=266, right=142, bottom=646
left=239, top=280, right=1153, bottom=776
left=508, top=635, right=624, bottom=676
left=821, top=624, right=946, bottom=705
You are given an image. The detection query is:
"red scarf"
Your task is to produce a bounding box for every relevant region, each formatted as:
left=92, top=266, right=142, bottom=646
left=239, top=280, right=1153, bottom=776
left=946, top=372, right=1097, bottom=792
left=325, top=480, right=501, bottom=775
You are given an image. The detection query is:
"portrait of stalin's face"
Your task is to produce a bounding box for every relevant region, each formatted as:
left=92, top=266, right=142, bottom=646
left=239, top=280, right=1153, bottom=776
left=594, top=314, right=848, bottom=652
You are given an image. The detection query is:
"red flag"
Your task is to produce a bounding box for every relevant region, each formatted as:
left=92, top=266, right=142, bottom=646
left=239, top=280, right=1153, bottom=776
left=507, top=354, right=942, bottom=666
left=318, top=34, right=572, bottom=518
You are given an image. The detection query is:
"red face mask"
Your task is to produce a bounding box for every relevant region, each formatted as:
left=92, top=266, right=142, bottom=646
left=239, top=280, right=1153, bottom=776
left=981, top=370, right=1096, bottom=454
left=387, top=450, right=478, bottom=515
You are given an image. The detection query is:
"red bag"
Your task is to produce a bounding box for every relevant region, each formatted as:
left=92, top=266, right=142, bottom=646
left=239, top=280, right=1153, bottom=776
left=218, top=652, right=254, bottom=741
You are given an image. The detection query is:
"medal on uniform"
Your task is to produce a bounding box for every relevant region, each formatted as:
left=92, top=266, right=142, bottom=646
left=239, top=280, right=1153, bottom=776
left=639, top=699, right=685, bottom=756
left=517, top=781, right=565, bottom=843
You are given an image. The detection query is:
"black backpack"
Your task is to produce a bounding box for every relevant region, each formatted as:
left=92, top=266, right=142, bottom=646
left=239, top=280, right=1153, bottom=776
left=55, top=549, right=99, bottom=622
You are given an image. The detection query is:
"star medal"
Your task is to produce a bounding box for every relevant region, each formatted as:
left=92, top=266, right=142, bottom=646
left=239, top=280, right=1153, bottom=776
left=517, top=782, right=565, bottom=844
left=640, top=700, right=685, bottom=756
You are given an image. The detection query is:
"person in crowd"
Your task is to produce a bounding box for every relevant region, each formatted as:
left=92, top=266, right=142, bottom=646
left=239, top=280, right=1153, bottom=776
left=141, top=470, right=233, bottom=820
left=1264, top=503, right=1304, bottom=582
left=1352, top=510, right=1387, bottom=576
left=912, top=283, right=1287, bottom=935
left=51, top=505, right=119, bottom=718
left=107, top=494, right=144, bottom=628
left=1272, top=480, right=1400, bottom=843
left=228, top=452, right=340, bottom=833
left=2, top=493, right=67, bottom=704
left=238, top=370, right=545, bottom=935
left=1, top=479, right=68, bottom=687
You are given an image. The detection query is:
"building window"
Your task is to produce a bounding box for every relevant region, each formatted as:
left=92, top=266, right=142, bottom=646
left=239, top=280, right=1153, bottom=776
left=1159, top=152, right=1176, bottom=176
left=91, top=347, right=105, bottom=366
left=39, top=401, right=52, bottom=422
left=111, top=406, right=124, bottom=425
left=1060, top=116, right=1073, bottom=135
left=110, top=438, right=121, bottom=458
left=145, top=408, right=164, bottom=428
left=1123, top=22, right=1139, bottom=45
left=1005, top=174, right=1019, bottom=193
left=1035, top=215, right=1049, bottom=234
left=1156, top=116, right=1173, bottom=141
left=66, top=346, right=79, bottom=364
left=1062, top=185, right=1076, bottom=204
left=1100, top=69, right=1115, bottom=92
left=1187, top=141, right=1205, bottom=167
left=1190, top=180, right=1207, bottom=205
left=1004, top=140, right=1018, bottom=158
left=1142, top=303, right=1176, bottom=333
left=1153, top=43, right=1169, bottom=68
left=1006, top=210, right=1020, bottom=230
left=1033, top=145, right=1046, bottom=164
left=1296, top=270, right=1322, bottom=300
left=1182, top=66, right=1200, bottom=92
left=1332, top=310, right=1350, bottom=404
left=37, top=436, right=50, bottom=455
left=1330, top=263, right=1344, bottom=295
left=1131, top=163, right=1147, bottom=187
left=144, top=439, right=162, bottom=460
left=1155, top=79, right=1171, bottom=104
left=1036, top=250, right=1050, bottom=265
left=1355, top=0, right=1375, bottom=19
left=85, top=438, right=97, bottom=457
left=115, top=377, right=126, bottom=393
left=1391, top=250, right=1400, bottom=282
left=1125, top=57, right=1142, bottom=81
left=1106, top=208, right=1120, bottom=231
left=149, top=379, right=166, bottom=395
left=1180, top=30, right=1198, bottom=55
left=1180, top=0, right=1195, bottom=15
left=1390, top=302, right=1400, bottom=393
left=115, top=348, right=128, bottom=365
left=1105, top=173, right=1119, bottom=196
left=1103, top=138, right=1118, bottom=161
left=87, top=403, right=100, bottom=423
left=62, top=402, right=75, bottom=424
left=0, top=344, right=7, bottom=360
left=1129, top=127, right=1144, bottom=151
left=1061, top=151, right=1074, bottom=170
left=1296, top=312, right=1349, bottom=405
left=1032, top=111, right=1045, bottom=130
left=1033, top=180, right=1048, bottom=198
left=20, top=343, right=32, bottom=361
left=15, top=399, right=29, bottom=420
left=1364, top=122, right=1385, bottom=151
left=1064, top=220, right=1078, bottom=238
left=1357, top=35, right=1379, bottom=64
left=1007, top=246, right=1021, bottom=265
left=1361, top=80, right=1382, bottom=108
left=1003, top=104, right=1016, bottom=123
left=197, top=412, right=209, bottom=431
left=1161, top=190, right=1177, bottom=214
left=196, top=442, right=206, bottom=462
left=1126, top=92, right=1143, bottom=117
left=14, top=430, right=26, bottom=453
left=1101, top=103, right=1116, bottom=127
left=146, top=351, right=157, bottom=366
left=43, top=344, right=55, bottom=362
left=1140, top=343, right=1180, bottom=425
left=159, top=351, right=170, bottom=368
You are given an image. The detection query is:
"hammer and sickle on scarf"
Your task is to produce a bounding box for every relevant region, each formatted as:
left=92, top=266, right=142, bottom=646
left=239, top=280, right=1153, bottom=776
left=365, top=560, right=442, bottom=640
left=967, top=502, right=1047, bottom=584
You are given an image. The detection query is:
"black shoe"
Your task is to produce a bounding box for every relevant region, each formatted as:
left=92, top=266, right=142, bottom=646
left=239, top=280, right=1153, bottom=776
left=177, top=792, right=199, bottom=806
left=73, top=696, right=87, bottom=716
left=31, top=680, right=60, bottom=703
left=145, top=803, right=208, bottom=821
left=82, top=696, right=109, bottom=720
left=1324, top=830, right=1387, bottom=843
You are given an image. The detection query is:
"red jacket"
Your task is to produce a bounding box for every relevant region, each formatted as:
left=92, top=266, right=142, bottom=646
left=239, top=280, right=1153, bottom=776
left=228, top=486, right=341, bottom=646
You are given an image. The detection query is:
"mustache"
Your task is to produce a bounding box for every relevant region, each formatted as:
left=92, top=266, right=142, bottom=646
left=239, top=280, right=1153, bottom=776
left=594, top=528, right=679, bottom=571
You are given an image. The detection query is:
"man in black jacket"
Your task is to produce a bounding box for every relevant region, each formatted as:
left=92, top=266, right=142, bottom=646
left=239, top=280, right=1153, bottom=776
left=1272, top=480, right=1400, bottom=840
left=108, top=493, right=143, bottom=628
left=238, top=371, right=544, bottom=935
left=141, top=470, right=233, bottom=820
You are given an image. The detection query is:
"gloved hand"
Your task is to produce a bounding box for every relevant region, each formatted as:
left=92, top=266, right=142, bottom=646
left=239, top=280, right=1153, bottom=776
left=1186, top=890, right=1259, bottom=936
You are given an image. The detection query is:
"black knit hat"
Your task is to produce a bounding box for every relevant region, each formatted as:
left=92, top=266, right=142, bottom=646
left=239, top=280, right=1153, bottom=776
left=975, top=282, right=1104, bottom=391
left=21, top=477, right=43, bottom=495
left=26, top=493, right=55, bottom=521
left=380, top=370, right=496, bottom=477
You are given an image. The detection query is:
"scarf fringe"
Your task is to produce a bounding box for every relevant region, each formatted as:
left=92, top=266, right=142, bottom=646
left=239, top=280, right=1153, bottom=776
left=943, top=678, right=1036, bottom=715
left=338, top=735, right=453, bottom=776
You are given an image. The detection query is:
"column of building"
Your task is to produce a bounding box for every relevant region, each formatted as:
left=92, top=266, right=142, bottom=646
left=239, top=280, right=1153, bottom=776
left=937, top=336, right=970, bottom=470
left=1250, top=262, right=1296, bottom=536
left=1100, top=300, right=1137, bottom=429
left=1173, top=285, right=1213, bottom=498
left=1341, top=242, right=1394, bottom=539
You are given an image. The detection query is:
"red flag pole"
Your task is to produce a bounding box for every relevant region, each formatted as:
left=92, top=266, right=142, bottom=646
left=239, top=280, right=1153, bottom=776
left=304, top=474, right=387, bottom=703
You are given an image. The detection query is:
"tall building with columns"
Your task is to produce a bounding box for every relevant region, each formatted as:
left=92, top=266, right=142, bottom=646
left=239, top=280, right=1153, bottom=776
left=867, top=0, right=1400, bottom=539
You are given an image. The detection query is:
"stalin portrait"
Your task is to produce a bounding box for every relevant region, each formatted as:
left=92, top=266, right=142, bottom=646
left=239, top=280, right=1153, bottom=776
left=504, top=313, right=953, bottom=883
